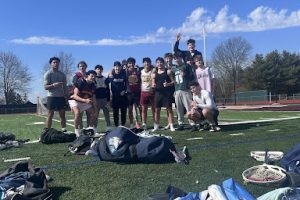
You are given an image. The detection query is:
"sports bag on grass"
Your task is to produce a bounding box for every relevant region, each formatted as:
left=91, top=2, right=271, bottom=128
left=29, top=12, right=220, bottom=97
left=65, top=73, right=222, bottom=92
left=40, top=128, right=76, bottom=144
left=0, top=161, right=52, bottom=200
left=93, top=126, right=176, bottom=163
left=68, top=134, right=92, bottom=154
left=280, top=142, right=300, bottom=173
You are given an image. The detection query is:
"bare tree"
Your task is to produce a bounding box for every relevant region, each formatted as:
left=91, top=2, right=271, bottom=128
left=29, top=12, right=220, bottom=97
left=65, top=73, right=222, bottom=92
left=0, top=51, right=32, bottom=104
left=43, top=51, right=75, bottom=84
left=211, top=37, right=252, bottom=104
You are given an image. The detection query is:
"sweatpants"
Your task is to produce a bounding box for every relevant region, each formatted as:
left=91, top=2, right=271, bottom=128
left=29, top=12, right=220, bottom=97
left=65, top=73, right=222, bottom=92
left=112, top=95, right=127, bottom=126
left=174, top=90, right=195, bottom=126
left=95, top=98, right=111, bottom=128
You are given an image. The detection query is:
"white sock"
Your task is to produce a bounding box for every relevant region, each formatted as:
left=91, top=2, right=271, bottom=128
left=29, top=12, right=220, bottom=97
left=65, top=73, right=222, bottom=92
left=75, top=129, right=80, bottom=137
left=170, top=123, right=174, bottom=129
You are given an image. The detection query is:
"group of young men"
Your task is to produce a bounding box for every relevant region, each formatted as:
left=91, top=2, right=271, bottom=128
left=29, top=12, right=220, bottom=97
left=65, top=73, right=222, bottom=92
left=43, top=33, right=221, bottom=137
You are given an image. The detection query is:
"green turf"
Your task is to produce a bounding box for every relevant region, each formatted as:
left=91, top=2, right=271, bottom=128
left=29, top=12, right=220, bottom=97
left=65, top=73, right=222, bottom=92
left=1, top=111, right=300, bottom=199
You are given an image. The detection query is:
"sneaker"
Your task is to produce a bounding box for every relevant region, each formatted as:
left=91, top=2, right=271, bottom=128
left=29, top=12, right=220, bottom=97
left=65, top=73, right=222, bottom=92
left=151, top=123, right=159, bottom=132
left=177, top=124, right=184, bottom=131
left=75, top=129, right=81, bottom=137
left=190, top=125, right=198, bottom=132
left=164, top=124, right=170, bottom=130
left=209, top=125, right=221, bottom=132
left=135, top=122, right=141, bottom=129
left=170, top=124, right=175, bottom=132
left=142, top=123, right=147, bottom=130
left=198, top=124, right=204, bottom=131
left=130, top=124, right=135, bottom=129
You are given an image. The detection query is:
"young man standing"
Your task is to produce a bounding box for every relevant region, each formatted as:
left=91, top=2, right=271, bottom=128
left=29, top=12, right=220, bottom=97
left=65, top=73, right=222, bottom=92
left=140, top=57, right=155, bottom=130
left=68, top=70, right=97, bottom=136
left=172, top=53, right=197, bottom=132
left=163, top=53, right=176, bottom=130
left=44, top=57, right=68, bottom=131
left=187, top=81, right=221, bottom=132
left=173, top=33, right=203, bottom=63
left=108, top=61, right=128, bottom=127
left=72, top=61, right=89, bottom=129
left=152, top=57, right=175, bottom=132
left=194, top=55, right=214, bottom=94
left=126, top=57, right=141, bottom=129
left=94, top=65, right=111, bottom=132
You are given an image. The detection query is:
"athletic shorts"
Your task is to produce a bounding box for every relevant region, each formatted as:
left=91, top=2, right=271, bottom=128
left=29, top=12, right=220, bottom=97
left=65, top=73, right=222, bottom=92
left=140, top=91, right=154, bottom=106
left=47, top=97, right=67, bottom=111
left=154, top=91, right=172, bottom=108
left=198, top=108, right=219, bottom=124
left=68, top=100, right=92, bottom=113
left=127, top=92, right=140, bottom=106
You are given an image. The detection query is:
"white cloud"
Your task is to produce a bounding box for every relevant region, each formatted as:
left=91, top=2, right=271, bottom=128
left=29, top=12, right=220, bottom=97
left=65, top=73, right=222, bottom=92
left=11, top=36, right=91, bottom=45
left=10, top=6, right=300, bottom=46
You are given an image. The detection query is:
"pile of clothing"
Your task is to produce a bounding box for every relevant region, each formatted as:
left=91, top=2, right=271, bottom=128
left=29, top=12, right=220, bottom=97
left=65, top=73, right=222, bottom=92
left=0, top=162, right=52, bottom=200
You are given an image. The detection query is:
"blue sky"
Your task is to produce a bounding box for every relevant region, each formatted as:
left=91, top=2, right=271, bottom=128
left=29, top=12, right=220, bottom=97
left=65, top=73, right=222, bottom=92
left=1, top=0, right=300, bottom=102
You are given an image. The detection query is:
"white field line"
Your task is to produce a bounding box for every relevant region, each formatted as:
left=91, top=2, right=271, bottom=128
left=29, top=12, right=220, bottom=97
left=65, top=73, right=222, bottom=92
left=229, top=133, right=245, bottom=136
left=267, top=129, right=280, bottom=132
left=186, top=137, right=204, bottom=141
left=219, top=116, right=300, bottom=125
left=36, top=115, right=74, bottom=127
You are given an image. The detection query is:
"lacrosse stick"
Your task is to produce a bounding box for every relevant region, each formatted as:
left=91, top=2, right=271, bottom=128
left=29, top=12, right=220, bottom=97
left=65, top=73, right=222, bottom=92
left=242, top=150, right=286, bottom=185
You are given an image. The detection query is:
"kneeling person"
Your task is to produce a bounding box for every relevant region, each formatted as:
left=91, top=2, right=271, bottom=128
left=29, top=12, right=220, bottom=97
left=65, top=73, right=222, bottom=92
left=187, top=81, right=220, bottom=132
left=69, top=70, right=97, bottom=136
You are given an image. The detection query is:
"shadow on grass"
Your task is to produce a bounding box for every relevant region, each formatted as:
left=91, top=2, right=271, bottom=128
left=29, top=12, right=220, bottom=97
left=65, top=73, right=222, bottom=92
left=51, top=186, right=72, bottom=199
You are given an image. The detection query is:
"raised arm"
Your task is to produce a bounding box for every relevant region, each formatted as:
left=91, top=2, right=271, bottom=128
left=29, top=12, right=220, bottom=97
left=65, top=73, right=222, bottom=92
left=173, top=33, right=184, bottom=55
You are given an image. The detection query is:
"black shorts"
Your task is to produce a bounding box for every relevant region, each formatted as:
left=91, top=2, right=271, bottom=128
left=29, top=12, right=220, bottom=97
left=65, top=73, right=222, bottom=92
left=47, top=97, right=67, bottom=111
left=127, top=92, right=140, bottom=106
left=154, top=91, right=172, bottom=108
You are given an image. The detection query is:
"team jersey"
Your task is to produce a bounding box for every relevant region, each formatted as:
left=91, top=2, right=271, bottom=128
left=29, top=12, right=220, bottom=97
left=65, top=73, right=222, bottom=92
left=195, top=67, right=214, bottom=93
left=76, top=79, right=96, bottom=99
left=127, top=68, right=140, bottom=93
left=140, top=69, right=153, bottom=93
left=172, top=64, right=191, bottom=91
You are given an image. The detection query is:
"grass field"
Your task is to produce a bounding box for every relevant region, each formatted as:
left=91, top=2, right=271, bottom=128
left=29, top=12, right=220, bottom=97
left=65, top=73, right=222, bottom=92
left=1, top=110, right=300, bottom=199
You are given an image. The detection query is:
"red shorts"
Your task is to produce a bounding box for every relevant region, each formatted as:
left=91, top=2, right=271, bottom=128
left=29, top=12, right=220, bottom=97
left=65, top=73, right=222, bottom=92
left=140, top=91, right=154, bottom=106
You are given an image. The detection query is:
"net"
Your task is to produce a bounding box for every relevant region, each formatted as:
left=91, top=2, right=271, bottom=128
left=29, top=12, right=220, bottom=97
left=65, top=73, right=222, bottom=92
left=36, top=96, right=48, bottom=115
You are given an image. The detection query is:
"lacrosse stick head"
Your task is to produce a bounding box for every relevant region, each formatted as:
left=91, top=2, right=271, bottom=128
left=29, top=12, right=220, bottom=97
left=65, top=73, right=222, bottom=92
left=242, top=164, right=286, bottom=185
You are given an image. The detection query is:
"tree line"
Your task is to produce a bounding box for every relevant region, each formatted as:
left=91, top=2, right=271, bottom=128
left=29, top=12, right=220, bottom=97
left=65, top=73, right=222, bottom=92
left=0, top=37, right=299, bottom=105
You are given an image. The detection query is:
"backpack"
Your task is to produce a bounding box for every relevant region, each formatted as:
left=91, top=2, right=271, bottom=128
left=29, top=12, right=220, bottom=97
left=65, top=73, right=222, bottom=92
left=94, top=126, right=176, bottom=163
left=68, top=134, right=92, bottom=154
left=280, top=142, right=300, bottom=186
left=280, top=142, right=300, bottom=173
left=0, top=162, right=52, bottom=200
left=40, top=128, right=76, bottom=144
left=0, top=132, right=15, bottom=143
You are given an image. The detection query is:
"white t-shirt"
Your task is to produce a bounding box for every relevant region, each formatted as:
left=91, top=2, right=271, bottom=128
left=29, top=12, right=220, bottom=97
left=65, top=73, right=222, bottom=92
left=195, top=67, right=214, bottom=93
left=192, top=90, right=217, bottom=110
left=141, top=69, right=153, bottom=93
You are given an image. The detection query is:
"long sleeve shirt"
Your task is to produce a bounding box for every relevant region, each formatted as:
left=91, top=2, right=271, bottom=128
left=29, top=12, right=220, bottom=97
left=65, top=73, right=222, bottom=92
left=173, top=40, right=203, bottom=63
